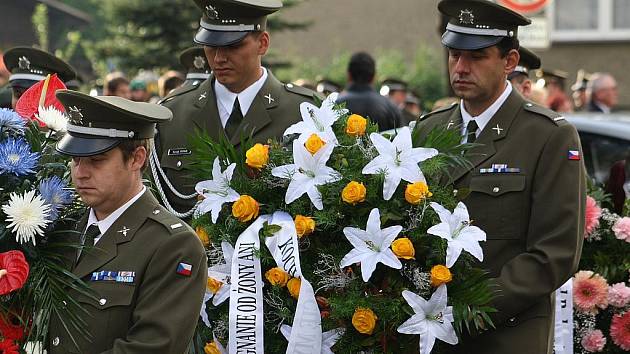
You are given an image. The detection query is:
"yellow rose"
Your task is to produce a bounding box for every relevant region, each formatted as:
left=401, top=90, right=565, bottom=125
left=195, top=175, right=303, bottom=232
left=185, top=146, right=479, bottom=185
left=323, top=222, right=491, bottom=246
left=304, top=134, right=326, bottom=155
left=391, top=238, right=415, bottom=260
left=294, top=215, right=316, bottom=238
left=265, top=267, right=290, bottom=287
left=352, top=307, right=377, bottom=335
left=232, top=195, right=259, bottom=222
left=405, top=182, right=432, bottom=205
left=342, top=181, right=366, bottom=205
left=346, top=114, right=367, bottom=137
left=245, top=143, right=269, bottom=169
left=195, top=226, right=210, bottom=247
left=287, top=277, right=301, bottom=299
left=204, top=341, right=221, bottom=354
left=430, top=265, right=453, bottom=287
left=207, top=277, right=223, bottom=294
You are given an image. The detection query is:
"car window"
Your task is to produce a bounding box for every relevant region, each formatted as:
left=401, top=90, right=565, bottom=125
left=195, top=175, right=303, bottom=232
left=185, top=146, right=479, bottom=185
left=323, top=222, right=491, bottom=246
left=578, top=132, right=630, bottom=184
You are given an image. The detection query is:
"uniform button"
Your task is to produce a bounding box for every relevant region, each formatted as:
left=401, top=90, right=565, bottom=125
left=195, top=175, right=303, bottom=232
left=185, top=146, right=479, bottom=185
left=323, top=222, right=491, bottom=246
left=176, top=161, right=182, bottom=168
left=525, top=103, right=533, bottom=107
left=492, top=187, right=500, bottom=193
left=62, top=300, right=67, bottom=307
left=53, top=337, right=60, bottom=346
left=508, top=317, right=516, bottom=323
left=153, top=209, right=160, bottom=214
left=287, top=83, right=294, bottom=88
left=99, top=298, right=107, bottom=306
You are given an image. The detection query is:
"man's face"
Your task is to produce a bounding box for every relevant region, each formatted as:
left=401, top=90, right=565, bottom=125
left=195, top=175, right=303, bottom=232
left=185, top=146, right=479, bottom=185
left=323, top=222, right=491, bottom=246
left=595, top=77, right=618, bottom=108
left=389, top=90, right=407, bottom=107
left=448, top=46, right=517, bottom=106
left=113, top=84, right=131, bottom=99
left=130, top=89, right=148, bottom=102
left=70, top=147, right=139, bottom=217
left=204, top=32, right=269, bottom=93
left=510, top=75, right=532, bottom=100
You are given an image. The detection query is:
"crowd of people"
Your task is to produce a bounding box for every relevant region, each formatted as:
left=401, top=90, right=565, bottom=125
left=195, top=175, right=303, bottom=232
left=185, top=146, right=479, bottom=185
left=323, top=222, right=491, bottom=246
left=0, top=0, right=625, bottom=353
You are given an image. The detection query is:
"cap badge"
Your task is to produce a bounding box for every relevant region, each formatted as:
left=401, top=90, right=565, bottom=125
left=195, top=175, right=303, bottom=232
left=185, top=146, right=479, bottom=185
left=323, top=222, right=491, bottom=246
left=68, top=106, right=84, bottom=125
left=459, top=9, right=474, bottom=25
left=205, top=5, right=220, bottom=20
left=18, top=56, right=31, bottom=70
left=193, top=56, right=206, bottom=70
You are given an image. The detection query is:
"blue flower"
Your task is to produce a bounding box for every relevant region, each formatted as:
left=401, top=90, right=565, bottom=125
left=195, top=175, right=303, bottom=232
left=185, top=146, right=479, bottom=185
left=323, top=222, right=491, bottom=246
left=0, top=108, right=25, bottom=133
left=38, top=176, right=73, bottom=220
left=0, top=137, right=39, bottom=176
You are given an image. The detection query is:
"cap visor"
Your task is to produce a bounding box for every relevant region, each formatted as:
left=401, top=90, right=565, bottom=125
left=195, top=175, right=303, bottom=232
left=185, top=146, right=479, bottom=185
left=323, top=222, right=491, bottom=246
left=9, top=80, right=37, bottom=90
left=194, top=28, right=248, bottom=47
left=55, top=134, right=121, bottom=157
left=442, top=31, right=503, bottom=50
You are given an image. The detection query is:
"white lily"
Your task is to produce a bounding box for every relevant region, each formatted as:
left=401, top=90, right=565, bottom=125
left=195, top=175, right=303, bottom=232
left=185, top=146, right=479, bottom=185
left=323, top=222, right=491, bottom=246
left=281, top=325, right=344, bottom=354
left=271, top=140, right=341, bottom=210
left=200, top=241, right=233, bottom=328
left=427, top=202, right=486, bottom=268
left=194, top=157, right=240, bottom=223
left=283, top=92, right=347, bottom=145
left=362, top=126, right=438, bottom=200
left=397, top=285, right=458, bottom=354
left=339, top=208, right=402, bottom=282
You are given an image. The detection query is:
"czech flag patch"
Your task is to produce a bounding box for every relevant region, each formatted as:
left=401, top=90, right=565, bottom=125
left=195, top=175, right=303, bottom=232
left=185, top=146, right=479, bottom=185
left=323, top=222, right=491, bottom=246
left=176, top=262, right=193, bottom=276
left=568, top=150, right=581, bottom=160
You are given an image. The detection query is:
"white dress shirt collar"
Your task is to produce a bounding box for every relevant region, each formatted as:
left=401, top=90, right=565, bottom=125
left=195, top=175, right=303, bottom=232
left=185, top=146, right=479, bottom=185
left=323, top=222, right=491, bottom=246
left=214, top=67, right=268, bottom=128
left=86, top=186, right=146, bottom=244
left=460, top=81, right=513, bottom=141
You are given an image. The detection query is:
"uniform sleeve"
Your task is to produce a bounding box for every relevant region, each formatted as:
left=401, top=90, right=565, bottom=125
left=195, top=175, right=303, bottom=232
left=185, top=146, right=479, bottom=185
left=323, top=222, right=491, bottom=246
left=489, top=123, right=586, bottom=326
left=102, top=229, right=207, bottom=354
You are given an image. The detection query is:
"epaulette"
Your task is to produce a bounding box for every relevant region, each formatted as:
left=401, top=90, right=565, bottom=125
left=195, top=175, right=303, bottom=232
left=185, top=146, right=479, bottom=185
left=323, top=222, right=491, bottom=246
left=147, top=205, right=192, bottom=235
left=158, top=84, right=201, bottom=105
left=419, top=102, right=458, bottom=121
left=523, top=101, right=567, bottom=126
left=284, top=83, right=317, bottom=98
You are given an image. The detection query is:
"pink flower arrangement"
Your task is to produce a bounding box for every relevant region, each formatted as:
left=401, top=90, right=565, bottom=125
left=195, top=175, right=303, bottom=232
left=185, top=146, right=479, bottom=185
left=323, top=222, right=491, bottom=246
left=573, top=270, right=609, bottom=314
left=581, top=329, right=607, bottom=352
left=584, top=196, right=602, bottom=237
left=610, top=311, right=630, bottom=351
left=608, top=282, right=630, bottom=308
left=612, top=217, right=630, bottom=242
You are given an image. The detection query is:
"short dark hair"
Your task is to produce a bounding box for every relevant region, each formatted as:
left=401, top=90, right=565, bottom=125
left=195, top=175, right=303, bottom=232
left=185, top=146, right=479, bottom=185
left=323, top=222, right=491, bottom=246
left=496, top=37, right=519, bottom=58
left=106, top=76, right=130, bottom=94
left=348, top=52, right=375, bottom=85
left=118, top=138, right=152, bottom=172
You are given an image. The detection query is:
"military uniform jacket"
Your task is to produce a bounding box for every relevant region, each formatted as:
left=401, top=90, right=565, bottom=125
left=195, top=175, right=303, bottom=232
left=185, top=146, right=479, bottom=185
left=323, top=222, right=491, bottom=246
left=49, top=190, right=207, bottom=354
left=414, top=91, right=586, bottom=354
left=156, top=71, right=319, bottom=212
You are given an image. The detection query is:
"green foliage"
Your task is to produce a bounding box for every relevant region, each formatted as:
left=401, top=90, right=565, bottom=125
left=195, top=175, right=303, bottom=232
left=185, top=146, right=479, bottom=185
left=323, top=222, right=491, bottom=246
left=32, top=4, right=49, bottom=52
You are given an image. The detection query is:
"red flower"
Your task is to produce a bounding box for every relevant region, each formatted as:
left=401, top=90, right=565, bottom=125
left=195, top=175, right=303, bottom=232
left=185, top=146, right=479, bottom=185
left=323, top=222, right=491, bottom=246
left=0, top=314, right=24, bottom=342
left=0, top=250, right=30, bottom=296
left=610, top=311, right=630, bottom=351
left=0, top=338, right=19, bottom=354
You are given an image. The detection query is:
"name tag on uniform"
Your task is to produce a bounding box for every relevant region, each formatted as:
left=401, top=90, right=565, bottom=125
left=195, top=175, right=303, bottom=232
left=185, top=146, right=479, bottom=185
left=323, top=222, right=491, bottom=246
left=167, top=148, right=192, bottom=156
left=480, top=164, right=521, bottom=174
left=91, top=270, right=135, bottom=283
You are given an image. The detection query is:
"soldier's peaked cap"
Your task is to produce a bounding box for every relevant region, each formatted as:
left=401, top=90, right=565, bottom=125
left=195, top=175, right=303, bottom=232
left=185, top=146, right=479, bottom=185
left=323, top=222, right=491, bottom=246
left=55, top=90, right=172, bottom=157
left=509, top=46, right=541, bottom=79
left=179, top=46, right=211, bottom=81
left=439, top=0, right=531, bottom=50
left=193, top=0, right=282, bottom=47
left=3, top=46, right=76, bottom=89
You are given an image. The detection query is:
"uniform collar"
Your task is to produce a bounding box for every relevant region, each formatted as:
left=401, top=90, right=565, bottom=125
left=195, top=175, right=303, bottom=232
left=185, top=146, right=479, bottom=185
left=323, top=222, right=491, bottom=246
left=214, top=67, right=268, bottom=125
left=460, top=81, right=512, bottom=137
left=87, top=186, right=146, bottom=242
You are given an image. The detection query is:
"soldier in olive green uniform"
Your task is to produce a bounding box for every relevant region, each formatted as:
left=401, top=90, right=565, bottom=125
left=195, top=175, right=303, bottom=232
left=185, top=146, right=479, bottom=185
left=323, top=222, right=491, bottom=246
left=179, top=46, right=212, bottom=88
left=414, top=1, right=585, bottom=353
left=152, top=0, right=319, bottom=217
left=50, top=90, right=207, bottom=353
left=2, top=46, right=77, bottom=108
left=508, top=46, right=541, bottom=101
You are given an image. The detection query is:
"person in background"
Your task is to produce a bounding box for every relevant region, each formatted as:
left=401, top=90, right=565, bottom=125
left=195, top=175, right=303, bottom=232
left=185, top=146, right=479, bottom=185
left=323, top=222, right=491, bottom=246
left=587, top=72, right=618, bottom=114
left=404, top=90, right=422, bottom=118
left=537, top=69, right=572, bottom=113
left=2, top=46, right=77, bottom=108
left=316, top=78, right=342, bottom=96
left=179, top=46, right=212, bottom=88
left=508, top=46, right=540, bottom=101
left=336, top=52, right=402, bottom=131
left=158, top=70, right=185, bottom=98
left=571, top=69, right=591, bottom=112
left=414, top=1, right=585, bottom=352
left=380, top=77, right=417, bottom=125
left=49, top=90, right=206, bottom=353
left=130, top=79, right=151, bottom=102
left=104, top=73, right=131, bottom=99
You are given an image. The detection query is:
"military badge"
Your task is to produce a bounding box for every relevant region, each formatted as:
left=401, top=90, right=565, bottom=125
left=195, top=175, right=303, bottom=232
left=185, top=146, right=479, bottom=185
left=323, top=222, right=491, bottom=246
left=18, top=56, right=31, bottom=70
left=205, top=4, right=219, bottom=20
left=459, top=9, right=474, bottom=24
left=176, top=262, right=193, bottom=276
left=68, top=106, right=84, bottom=125
left=193, top=56, right=206, bottom=70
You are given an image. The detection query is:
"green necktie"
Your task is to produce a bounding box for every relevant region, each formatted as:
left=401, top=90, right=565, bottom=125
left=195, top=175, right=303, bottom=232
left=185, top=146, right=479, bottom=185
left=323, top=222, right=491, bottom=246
left=466, top=120, right=479, bottom=144
left=77, top=224, right=100, bottom=262
left=225, top=97, right=243, bottom=138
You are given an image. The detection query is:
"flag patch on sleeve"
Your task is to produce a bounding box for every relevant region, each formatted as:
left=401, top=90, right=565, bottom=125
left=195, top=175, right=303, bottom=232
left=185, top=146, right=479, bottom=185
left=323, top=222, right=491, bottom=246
left=176, top=262, right=193, bottom=276
left=568, top=150, right=580, bottom=160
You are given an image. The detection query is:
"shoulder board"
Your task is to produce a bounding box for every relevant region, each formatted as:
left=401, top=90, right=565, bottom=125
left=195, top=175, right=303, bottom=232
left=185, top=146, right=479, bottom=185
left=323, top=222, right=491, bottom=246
left=147, top=206, right=192, bottom=235
left=158, top=84, right=201, bottom=105
left=419, top=102, right=458, bottom=121
left=522, top=102, right=567, bottom=126
left=284, top=83, right=318, bottom=98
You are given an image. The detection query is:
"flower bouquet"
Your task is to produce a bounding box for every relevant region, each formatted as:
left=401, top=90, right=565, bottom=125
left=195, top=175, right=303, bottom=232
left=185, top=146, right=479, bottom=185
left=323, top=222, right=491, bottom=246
left=188, top=94, right=495, bottom=353
left=572, top=190, right=630, bottom=353
left=0, top=77, right=89, bottom=351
